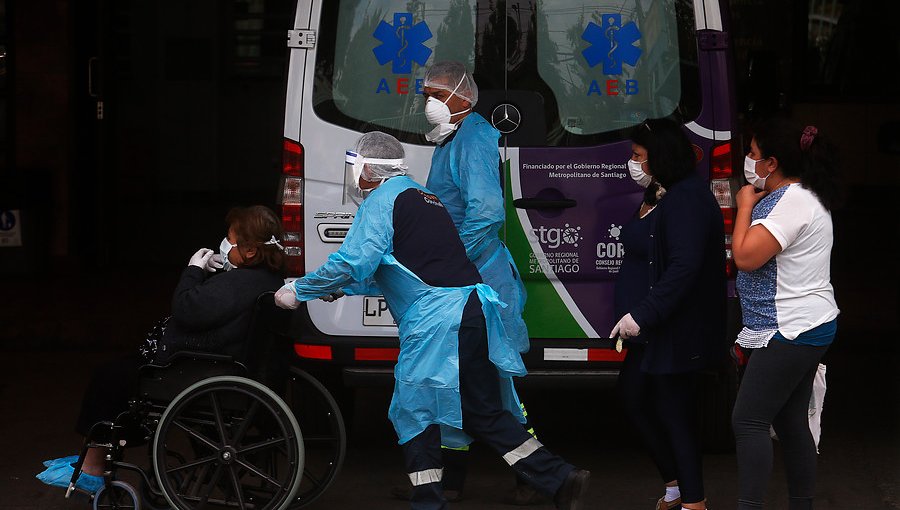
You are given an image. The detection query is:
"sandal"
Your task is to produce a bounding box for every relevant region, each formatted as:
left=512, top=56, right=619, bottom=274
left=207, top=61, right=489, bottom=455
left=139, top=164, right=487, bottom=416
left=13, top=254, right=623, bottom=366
left=657, top=495, right=682, bottom=509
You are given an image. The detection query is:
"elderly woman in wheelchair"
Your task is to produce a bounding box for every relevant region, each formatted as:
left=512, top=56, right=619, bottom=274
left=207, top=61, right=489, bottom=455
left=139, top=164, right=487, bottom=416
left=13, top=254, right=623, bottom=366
left=36, top=206, right=344, bottom=509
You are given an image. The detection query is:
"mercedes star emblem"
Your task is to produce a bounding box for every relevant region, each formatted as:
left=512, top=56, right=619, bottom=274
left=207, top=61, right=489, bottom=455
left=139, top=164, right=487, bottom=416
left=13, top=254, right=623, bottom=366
left=491, top=103, right=521, bottom=134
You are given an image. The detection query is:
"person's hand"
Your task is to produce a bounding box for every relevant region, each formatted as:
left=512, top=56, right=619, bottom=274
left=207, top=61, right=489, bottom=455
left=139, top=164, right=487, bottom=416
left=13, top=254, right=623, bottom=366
left=188, top=248, right=215, bottom=269
left=275, top=284, right=300, bottom=310
left=735, top=184, right=767, bottom=210
left=204, top=253, right=225, bottom=273
left=319, top=290, right=345, bottom=302
left=609, top=313, right=640, bottom=340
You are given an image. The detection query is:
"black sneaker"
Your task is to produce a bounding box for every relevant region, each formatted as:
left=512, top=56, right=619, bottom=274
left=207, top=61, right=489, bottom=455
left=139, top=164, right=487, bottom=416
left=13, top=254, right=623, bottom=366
left=389, top=484, right=463, bottom=502
left=389, top=485, right=412, bottom=500
left=503, top=483, right=551, bottom=506
left=554, top=469, right=591, bottom=510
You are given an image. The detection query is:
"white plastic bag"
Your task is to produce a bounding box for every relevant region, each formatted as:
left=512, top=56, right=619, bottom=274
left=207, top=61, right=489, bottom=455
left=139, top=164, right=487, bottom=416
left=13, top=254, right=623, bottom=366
left=769, top=363, right=827, bottom=453
left=808, top=363, right=827, bottom=452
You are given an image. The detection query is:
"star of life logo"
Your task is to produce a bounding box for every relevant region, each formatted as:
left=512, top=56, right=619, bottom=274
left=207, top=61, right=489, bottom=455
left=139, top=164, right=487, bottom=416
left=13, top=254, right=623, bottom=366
left=580, top=13, right=642, bottom=97
left=373, top=13, right=432, bottom=73
left=372, top=13, right=433, bottom=95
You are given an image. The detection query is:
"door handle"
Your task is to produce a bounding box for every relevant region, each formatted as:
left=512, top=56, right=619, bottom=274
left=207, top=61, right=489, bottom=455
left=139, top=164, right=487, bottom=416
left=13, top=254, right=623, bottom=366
left=88, top=57, right=100, bottom=98
left=513, top=198, right=577, bottom=209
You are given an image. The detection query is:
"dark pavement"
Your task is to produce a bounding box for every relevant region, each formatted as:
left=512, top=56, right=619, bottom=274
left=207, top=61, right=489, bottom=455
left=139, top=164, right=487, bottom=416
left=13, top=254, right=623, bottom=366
left=1, top=261, right=898, bottom=509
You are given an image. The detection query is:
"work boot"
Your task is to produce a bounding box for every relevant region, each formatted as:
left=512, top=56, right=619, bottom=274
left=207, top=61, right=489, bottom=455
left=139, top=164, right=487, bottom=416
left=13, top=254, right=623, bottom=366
left=504, top=482, right=551, bottom=506
left=554, top=469, right=591, bottom=510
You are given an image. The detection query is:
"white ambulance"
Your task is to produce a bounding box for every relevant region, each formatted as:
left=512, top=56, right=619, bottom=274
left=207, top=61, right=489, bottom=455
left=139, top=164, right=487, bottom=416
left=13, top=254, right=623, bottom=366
left=277, top=0, right=742, bottom=450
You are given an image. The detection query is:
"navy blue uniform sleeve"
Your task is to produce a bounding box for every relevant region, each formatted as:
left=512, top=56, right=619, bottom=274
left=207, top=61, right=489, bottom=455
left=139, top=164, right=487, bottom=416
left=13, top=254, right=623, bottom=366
left=630, top=187, right=717, bottom=331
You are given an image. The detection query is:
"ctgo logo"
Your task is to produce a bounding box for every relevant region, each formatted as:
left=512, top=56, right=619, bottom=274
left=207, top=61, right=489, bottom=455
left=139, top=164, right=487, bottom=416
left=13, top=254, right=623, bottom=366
left=530, top=224, right=581, bottom=249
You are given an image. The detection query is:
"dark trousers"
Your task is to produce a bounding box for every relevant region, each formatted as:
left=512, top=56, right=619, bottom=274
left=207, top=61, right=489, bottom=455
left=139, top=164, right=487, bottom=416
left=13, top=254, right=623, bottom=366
left=732, top=340, right=828, bottom=510
left=402, top=296, right=573, bottom=509
left=437, top=405, right=538, bottom=492
left=75, top=354, right=144, bottom=436
left=618, top=345, right=705, bottom=503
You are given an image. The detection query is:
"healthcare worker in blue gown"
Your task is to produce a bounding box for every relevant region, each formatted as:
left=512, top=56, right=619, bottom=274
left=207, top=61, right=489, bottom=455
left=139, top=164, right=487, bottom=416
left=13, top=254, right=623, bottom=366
left=423, top=61, right=529, bottom=356
left=274, top=132, right=590, bottom=510
left=418, top=60, right=540, bottom=504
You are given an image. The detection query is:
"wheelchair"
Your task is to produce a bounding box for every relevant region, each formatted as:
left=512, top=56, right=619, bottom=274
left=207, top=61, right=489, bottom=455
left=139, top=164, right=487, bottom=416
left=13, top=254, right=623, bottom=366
left=66, top=293, right=346, bottom=510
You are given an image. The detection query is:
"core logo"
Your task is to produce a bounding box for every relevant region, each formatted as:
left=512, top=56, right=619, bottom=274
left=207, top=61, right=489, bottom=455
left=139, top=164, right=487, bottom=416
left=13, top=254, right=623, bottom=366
left=596, top=224, right=625, bottom=274
left=531, top=224, right=581, bottom=249
left=581, top=14, right=642, bottom=97
left=373, top=13, right=431, bottom=95
left=608, top=224, right=622, bottom=241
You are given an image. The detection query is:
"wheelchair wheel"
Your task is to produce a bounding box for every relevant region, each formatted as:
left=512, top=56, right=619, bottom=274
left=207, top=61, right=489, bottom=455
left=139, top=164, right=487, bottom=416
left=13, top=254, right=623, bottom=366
left=153, top=376, right=304, bottom=510
left=283, top=367, right=346, bottom=508
left=94, top=480, right=140, bottom=510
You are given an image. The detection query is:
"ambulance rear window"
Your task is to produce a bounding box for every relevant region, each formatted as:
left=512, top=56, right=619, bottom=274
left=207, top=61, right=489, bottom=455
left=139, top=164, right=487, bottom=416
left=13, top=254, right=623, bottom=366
left=312, top=0, right=699, bottom=147
left=534, top=1, right=699, bottom=140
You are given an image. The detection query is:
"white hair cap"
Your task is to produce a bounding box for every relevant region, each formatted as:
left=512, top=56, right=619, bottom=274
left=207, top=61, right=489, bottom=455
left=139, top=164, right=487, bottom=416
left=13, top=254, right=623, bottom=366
left=354, top=131, right=408, bottom=181
left=424, top=61, right=478, bottom=105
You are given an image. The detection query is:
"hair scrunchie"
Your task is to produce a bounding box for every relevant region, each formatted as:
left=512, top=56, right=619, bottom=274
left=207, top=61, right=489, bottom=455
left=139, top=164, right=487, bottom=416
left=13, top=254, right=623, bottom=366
left=800, top=125, right=818, bottom=151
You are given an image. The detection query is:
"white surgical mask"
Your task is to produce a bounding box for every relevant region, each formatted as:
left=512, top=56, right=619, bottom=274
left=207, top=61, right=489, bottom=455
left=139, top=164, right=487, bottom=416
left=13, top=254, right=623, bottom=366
left=425, top=96, right=453, bottom=126
left=219, top=237, right=236, bottom=271
left=424, top=74, right=471, bottom=144
left=627, top=159, right=652, bottom=188
left=425, top=122, right=460, bottom=144
left=743, top=155, right=768, bottom=190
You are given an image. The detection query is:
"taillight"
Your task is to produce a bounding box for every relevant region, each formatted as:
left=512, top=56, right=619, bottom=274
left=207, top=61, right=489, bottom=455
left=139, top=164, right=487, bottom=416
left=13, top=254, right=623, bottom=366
left=710, top=142, right=732, bottom=179
left=725, top=235, right=736, bottom=279
left=280, top=139, right=305, bottom=276
left=711, top=180, right=735, bottom=232
left=283, top=139, right=303, bottom=176
left=281, top=203, right=302, bottom=234
left=710, top=141, right=737, bottom=278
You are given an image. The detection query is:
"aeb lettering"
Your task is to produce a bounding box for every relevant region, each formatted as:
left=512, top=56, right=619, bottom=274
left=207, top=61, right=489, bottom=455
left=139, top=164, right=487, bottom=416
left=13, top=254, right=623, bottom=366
left=376, top=77, right=426, bottom=95
left=587, top=79, right=639, bottom=96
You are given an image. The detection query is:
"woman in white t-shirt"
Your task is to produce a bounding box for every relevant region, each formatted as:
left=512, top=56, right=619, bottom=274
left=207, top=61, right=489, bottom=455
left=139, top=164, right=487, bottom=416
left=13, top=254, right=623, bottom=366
left=731, top=118, right=841, bottom=510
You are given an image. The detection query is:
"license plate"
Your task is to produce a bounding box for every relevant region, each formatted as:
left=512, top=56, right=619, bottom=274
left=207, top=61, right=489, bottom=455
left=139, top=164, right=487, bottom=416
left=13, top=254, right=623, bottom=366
left=363, top=296, right=396, bottom=326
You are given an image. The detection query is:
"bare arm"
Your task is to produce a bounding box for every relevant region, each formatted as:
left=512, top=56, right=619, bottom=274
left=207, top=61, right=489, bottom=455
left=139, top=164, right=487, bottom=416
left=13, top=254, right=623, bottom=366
left=732, top=184, right=782, bottom=271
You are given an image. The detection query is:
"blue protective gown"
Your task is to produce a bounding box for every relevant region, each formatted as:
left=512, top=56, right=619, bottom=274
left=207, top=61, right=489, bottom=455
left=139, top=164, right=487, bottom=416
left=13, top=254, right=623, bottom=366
left=290, top=176, right=526, bottom=445
left=426, top=112, right=530, bottom=354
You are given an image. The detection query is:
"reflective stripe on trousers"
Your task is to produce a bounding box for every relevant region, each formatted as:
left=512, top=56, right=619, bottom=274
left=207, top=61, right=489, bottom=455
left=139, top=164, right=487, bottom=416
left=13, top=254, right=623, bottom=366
left=502, top=437, right=544, bottom=466
left=408, top=468, right=443, bottom=486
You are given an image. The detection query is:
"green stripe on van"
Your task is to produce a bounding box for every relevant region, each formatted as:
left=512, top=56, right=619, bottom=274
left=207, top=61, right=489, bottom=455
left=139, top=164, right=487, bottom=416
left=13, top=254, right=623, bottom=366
left=502, top=160, right=586, bottom=338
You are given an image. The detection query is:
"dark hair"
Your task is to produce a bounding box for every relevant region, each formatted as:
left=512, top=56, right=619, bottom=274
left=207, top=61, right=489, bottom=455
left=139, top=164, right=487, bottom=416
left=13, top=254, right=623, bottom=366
left=225, top=205, right=286, bottom=273
left=752, top=117, right=842, bottom=211
left=629, top=118, right=696, bottom=205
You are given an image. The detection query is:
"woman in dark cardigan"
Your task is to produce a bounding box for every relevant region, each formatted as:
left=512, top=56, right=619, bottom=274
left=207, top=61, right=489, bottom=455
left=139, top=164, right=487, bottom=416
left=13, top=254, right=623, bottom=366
left=610, top=118, right=726, bottom=510
left=36, top=205, right=286, bottom=493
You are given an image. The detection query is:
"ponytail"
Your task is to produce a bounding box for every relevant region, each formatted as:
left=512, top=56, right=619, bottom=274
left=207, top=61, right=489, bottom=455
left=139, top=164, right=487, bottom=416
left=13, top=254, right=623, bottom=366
left=753, top=118, right=842, bottom=211
left=799, top=128, right=842, bottom=211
